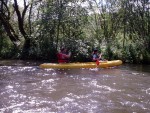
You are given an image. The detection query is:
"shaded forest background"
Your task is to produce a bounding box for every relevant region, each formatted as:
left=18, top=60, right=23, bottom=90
left=0, top=0, right=150, bottom=64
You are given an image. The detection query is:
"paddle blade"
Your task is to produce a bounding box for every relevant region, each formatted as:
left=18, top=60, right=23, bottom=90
left=96, top=60, right=100, bottom=65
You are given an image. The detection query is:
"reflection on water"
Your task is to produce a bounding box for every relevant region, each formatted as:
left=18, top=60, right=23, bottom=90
left=0, top=60, right=150, bottom=113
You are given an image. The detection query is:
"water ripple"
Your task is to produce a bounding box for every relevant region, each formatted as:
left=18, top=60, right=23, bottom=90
left=0, top=64, right=150, bottom=113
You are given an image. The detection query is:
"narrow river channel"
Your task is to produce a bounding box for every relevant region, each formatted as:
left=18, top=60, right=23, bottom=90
left=0, top=60, right=150, bottom=113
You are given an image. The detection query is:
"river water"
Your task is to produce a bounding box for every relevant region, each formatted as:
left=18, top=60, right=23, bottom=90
left=0, top=60, right=149, bottom=113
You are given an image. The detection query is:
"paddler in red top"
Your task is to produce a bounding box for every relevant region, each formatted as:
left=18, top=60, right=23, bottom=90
left=57, top=48, right=71, bottom=63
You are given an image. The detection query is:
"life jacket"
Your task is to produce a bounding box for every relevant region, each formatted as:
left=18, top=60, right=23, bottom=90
left=57, top=53, right=69, bottom=63
left=92, top=53, right=99, bottom=61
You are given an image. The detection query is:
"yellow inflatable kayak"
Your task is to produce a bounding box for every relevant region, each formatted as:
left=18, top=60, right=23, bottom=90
left=40, top=60, right=122, bottom=69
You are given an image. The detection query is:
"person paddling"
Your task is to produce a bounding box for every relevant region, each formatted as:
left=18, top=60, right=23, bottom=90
left=92, top=49, right=104, bottom=65
left=57, top=48, right=71, bottom=63
left=92, top=49, right=102, bottom=62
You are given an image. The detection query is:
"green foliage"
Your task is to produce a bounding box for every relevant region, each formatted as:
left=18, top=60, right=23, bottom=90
left=0, top=37, right=17, bottom=59
left=0, top=0, right=149, bottom=64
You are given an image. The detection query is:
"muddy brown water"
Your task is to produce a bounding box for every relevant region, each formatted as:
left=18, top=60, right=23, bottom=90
left=0, top=60, right=150, bottom=113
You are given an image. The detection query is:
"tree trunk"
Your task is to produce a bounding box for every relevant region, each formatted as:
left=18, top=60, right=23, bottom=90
left=21, top=39, right=31, bottom=59
left=0, top=14, right=20, bottom=46
left=13, top=0, right=30, bottom=59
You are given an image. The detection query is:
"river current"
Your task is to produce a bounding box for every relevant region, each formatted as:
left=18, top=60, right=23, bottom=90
left=0, top=60, right=150, bottom=113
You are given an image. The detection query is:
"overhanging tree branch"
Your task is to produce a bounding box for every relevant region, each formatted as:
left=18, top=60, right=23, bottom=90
left=0, top=0, right=20, bottom=46
left=13, top=0, right=29, bottom=39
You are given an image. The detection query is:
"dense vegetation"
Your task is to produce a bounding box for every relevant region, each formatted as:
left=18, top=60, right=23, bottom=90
left=0, top=0, right=150, bottom=64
